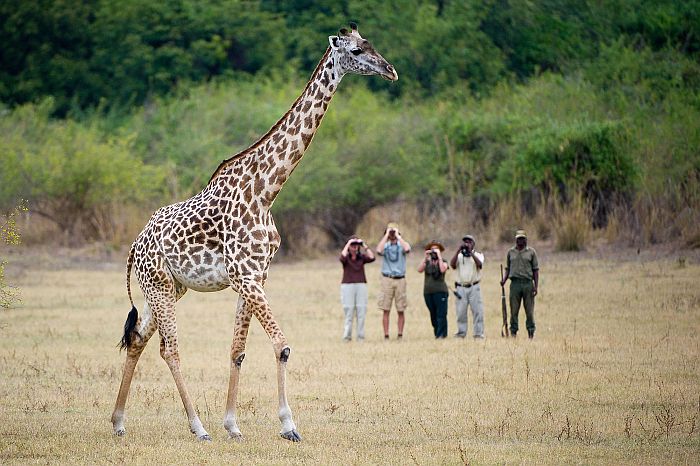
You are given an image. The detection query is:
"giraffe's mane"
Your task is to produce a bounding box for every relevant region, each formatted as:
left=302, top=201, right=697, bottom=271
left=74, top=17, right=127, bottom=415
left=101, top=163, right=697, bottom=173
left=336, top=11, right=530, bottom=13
left=207, top=46, right=333, bottom=184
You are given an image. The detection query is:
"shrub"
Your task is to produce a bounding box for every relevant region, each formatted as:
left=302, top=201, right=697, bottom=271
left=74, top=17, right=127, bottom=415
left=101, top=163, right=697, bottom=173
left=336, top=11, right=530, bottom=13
left=0, top=100, right=167, bottom=242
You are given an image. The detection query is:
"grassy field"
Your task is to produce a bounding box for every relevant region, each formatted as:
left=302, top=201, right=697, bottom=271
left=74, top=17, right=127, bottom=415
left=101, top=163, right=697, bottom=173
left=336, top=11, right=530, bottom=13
left=0, top=248, right=698, bottom=464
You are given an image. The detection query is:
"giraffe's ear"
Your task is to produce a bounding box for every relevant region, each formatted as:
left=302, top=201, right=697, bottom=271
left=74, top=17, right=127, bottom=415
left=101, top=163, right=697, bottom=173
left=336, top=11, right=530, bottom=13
left=329, top=35, right=340, bottom=49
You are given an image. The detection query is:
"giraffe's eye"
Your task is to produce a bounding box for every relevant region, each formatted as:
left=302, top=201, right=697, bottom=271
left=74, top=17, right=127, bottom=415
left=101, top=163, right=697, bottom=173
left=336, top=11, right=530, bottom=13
left=350, top=49, right=363, bottom=56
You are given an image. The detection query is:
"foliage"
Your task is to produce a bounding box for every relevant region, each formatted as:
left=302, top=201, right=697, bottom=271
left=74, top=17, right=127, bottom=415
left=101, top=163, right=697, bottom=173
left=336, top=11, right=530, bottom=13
left=0, top=100, right=167, bottom=240
left=4, top=0, right=697, bottom=113
left=0, top=0, right=284, bottom=115
left=1, top=1, right=699, bottom=248
left=503, top=121, right=635, bottom=196
left=122, top=76, right=294, bottom=196
left=0, top=201, right=27, bottom=308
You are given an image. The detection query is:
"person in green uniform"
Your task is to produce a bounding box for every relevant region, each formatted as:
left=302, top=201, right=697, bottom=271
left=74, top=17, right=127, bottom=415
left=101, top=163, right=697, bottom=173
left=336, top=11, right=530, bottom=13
left=500, top=230, right=539, bottom=339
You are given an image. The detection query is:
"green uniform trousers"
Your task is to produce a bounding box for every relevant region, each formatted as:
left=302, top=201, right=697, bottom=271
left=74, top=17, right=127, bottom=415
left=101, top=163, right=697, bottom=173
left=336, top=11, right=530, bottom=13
left=509, top=278, right=535, bottom=335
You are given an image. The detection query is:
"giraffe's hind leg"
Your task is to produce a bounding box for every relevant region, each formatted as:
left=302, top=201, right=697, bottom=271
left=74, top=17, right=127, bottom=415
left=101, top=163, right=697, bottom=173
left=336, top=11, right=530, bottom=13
left=111, top=301, right=157, bottom=436
left=152, top=284, right=211, bottom=441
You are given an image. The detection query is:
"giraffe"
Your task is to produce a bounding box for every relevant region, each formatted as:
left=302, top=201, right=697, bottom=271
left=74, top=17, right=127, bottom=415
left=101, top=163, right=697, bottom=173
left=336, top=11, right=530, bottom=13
left=111, top=23, right=397, bottom=442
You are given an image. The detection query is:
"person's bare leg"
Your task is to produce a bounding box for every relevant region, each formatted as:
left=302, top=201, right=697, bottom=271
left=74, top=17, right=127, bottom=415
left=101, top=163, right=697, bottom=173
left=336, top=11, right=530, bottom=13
left=382, top=310, right=390, bottom=338
left=397, top=311, right=405, bottom=338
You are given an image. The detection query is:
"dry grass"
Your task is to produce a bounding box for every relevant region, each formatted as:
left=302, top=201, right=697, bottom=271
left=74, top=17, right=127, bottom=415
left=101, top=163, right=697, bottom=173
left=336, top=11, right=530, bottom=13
left=0, top=249, right=699, bottom=464
left=552, top=192, right=591, bottom=252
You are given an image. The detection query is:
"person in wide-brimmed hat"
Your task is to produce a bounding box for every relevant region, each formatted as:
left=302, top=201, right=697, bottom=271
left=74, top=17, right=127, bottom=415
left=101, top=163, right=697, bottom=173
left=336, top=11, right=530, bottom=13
left=500, top=229, right=539, bottom=339
left=339, top=235, right=375, bottom=342
left=449, top=234, right=486, bottom=339
left=418, top=240, right=449, bottom=338
left=375, top=222, right=411, bottom=340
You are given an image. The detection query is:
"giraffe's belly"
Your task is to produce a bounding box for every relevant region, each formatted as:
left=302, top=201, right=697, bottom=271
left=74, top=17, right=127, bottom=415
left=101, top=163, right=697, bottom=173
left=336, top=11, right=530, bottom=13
left=168, top=259, right=230, bottom=292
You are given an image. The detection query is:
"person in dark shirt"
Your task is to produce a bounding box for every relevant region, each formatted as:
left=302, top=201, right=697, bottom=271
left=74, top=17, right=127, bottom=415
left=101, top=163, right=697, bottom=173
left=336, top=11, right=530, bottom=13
left=339, top=235, right=376, bottom=341
left=417, top=240, right=449, bottom=338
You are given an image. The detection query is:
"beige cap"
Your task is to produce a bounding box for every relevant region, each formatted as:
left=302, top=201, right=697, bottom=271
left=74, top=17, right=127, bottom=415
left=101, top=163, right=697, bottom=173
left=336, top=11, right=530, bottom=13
left=515, top=229, right=527, bottom=239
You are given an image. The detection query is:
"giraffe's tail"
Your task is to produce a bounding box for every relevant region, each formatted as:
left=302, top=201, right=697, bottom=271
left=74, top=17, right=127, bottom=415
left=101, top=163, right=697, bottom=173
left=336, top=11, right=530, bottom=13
left=119, top=242, right=139, bottom=350
left=125, top=241, right=137, bottom=309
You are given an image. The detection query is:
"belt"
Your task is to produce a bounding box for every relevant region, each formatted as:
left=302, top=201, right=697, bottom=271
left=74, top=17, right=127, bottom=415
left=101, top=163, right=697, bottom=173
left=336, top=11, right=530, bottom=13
left=383, top=273, right=405, bottom=279
left=455, top=280, right=479, bottom=288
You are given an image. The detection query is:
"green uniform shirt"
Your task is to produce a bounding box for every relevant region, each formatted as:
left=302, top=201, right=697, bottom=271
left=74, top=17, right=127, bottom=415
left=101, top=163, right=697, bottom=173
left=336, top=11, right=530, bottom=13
left=506, top=246, right=539, bottom=280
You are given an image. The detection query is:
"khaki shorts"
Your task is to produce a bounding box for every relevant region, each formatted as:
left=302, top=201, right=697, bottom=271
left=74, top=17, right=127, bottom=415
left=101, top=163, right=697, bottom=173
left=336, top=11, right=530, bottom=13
left=378, top=276, right=407, bottom=313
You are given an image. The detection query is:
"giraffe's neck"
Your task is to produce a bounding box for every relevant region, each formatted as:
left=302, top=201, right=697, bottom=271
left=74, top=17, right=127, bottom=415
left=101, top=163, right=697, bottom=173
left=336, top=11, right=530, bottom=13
left=209, top=47, right=342, bottom=207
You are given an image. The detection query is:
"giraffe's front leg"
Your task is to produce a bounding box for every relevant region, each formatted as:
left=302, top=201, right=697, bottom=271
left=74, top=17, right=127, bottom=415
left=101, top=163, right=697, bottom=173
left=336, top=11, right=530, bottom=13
left=238, top=277, right=301, bottom=442
left=223, top=297, right=251, bottom=440
left=277, top=345, right=301, bottom=442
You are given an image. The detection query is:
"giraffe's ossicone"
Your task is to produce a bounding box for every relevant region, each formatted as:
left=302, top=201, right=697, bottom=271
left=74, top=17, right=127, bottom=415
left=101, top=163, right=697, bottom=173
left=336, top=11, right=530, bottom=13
left=111, top=23, right=397, bottom=442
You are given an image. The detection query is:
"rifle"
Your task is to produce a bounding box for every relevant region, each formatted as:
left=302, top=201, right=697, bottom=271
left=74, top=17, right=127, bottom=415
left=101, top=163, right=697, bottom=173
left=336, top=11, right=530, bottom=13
left=500, top=264, right=509, bottom=337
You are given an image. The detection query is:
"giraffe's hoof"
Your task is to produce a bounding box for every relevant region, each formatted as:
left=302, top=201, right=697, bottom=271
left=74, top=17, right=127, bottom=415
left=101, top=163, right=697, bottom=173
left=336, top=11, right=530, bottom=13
left=280, top=429, right=302, bottom=442
left=197, top=433, right=212, bottom=442
left=227, top=432, right=244, bottom=442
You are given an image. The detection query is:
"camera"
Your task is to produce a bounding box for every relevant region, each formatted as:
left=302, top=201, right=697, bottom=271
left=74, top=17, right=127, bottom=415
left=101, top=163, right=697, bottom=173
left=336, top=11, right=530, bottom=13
left=460, top=245, right=471, bottom=257
left=429, top=251, right=438, bottom=260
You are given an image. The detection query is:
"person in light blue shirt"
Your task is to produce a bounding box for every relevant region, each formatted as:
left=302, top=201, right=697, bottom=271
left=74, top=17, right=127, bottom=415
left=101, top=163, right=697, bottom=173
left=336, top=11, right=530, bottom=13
left=375, top=222, right=411, bottom=339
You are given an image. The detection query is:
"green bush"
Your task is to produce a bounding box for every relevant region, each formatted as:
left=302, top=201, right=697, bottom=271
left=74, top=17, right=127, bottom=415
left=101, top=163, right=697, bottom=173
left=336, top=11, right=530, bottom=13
left=0, top=100, right=167, bottom=239
left=506, top=121, right=635, bottom=194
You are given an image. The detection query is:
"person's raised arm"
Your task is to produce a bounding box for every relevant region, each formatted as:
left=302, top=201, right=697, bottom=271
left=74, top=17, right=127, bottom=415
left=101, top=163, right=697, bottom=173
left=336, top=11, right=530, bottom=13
left=340, top=239, right=352, bottom=258
left=436, top=249, right=448, bottom=273
left=417, top=250, right=429, bottom=273
left=472, top=251, right=483, bottom=270
left=396, top=231, right=411, bottom=253
left=362, top=240, right=375, bottom=260
left=450, top=244, right=460, bottom=269
left=376, top=230, right=389, bottom=255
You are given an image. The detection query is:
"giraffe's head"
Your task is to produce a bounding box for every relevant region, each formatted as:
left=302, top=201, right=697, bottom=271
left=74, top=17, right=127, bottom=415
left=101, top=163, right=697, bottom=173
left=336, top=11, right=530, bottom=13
left=329, top=22, right=398, bottom=81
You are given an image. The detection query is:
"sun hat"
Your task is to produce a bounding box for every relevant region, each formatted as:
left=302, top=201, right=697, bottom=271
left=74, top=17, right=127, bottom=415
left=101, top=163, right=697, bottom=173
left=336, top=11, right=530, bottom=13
left=424, top=240, right=445, bottom=252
